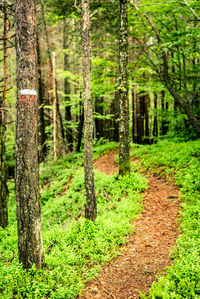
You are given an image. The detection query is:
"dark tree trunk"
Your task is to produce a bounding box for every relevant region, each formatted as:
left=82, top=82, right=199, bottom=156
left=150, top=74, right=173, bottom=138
left=132, top=84, right=138, bottom=143
left=63, top=19, right=73, bottom=151
left=82, top=0, right=97, bottom=220
left=36, top=31, right=46, bottom=161
left=119, top=0, right=130, bottom=175
left=0, top=107, right=8, bottom=228
left=114, top=90, right=119, bottom=142
left=95, top=97, right=104, bottom=139
left=161, top=90, right=168, bottom=135
left=0, top=1, right=8, bottom=228
left=138, top=92, right=145, bottom=142
left=76, top=100, right=84, bottom=152
left=144, top=94, right=150, bottom=141
left=15, top=0, right=44, bottom=269
left=153, top=92, right=158, bottom=137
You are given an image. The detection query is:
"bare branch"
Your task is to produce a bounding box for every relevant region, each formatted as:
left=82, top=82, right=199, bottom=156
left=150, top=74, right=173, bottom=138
left=74, top=0, right=81, bottom=13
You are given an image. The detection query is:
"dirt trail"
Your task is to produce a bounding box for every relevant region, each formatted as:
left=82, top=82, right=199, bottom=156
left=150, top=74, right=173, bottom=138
left=79, top=150, right=180, bottom=298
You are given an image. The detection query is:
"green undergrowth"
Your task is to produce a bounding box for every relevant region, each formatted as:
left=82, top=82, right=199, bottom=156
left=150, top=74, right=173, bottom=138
left=130, top=140, right=200, bottom=299
left=0, top=142, right=147, bottom=298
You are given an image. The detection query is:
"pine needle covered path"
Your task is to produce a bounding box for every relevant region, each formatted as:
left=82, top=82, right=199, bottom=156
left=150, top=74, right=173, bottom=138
left=79, top=150, right=180, bottom=298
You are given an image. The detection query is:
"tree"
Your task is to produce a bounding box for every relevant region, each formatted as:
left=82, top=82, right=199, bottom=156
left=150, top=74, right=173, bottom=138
left=0, top=1, right=9, bottom=228
left=63, top=18, right=73, bottom=152
left=15, top=0, right=44, bottom=269
left=82, top=0, right=97, bottom=220
left=131, top=0, right=200, bottom=137
left=118, top=0, right=130, bottom=175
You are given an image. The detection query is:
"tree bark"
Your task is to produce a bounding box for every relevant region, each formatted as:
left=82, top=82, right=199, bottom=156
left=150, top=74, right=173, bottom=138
left=119, top=0, right=130, bottom=175
left=82, top=0, right=97, bottom=220
left=0, top=1, right=8, bottom=228
left=15, top=0, right=44, bottom=269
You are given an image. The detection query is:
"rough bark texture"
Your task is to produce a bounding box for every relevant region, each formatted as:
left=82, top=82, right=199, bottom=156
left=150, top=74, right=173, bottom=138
left=0, top=1, right=8, bottom=228
left=63, top=19, right=73, bottom=151
left=15, top=0, right=44, bottom=269
left=119, top=0, right=130, bottom=175
left=0, top=105, right=8, bottom=228
left=82, top=0, right=97, bottom=220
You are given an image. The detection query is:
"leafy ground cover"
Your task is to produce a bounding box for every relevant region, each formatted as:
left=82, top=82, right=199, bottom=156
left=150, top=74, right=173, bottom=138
left=0, top=142, right=147, bottom=298
left=130, top=140, right=200, bottom=298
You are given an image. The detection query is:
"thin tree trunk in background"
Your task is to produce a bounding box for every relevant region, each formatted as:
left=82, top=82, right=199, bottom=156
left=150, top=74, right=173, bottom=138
left=15, top=0, right=44, bottom=269
left=36, top=31, right=46, bottom=161
left=63, top=19, right=73, bottom=151
left=161, top=90, right=168, bottom=135
left=114, top=89, right=119, bottom=142
left=76, top=100, right=84, bottom=152
left=153, top=92, right=158, bottom=137
left=145, top=94, right=150, bottom=141
left=119, top=0, right=130, bottom=175
left=139, top=92, right=145, bottom=142
left=132, top=84, right=138, bottom=143
left=82, top=0, right=97, bottom=220
left=95, top=97, right=104, bottom=139
left=52, top=52, right=57, bottom=162
left=0, top=0, right=8, bottom=228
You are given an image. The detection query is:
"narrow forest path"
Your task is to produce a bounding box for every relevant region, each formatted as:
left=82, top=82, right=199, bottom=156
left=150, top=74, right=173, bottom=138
left=79, top=150, right=180, bottom=298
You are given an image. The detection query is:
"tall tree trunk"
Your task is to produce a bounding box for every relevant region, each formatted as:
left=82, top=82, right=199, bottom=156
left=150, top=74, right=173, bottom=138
left=82, top=0, right=97, bottom=220
left=95, top=97, right=104, bottom=139
left=161, top=90, right=168, bottom=135
left=0, top=1, right=8, bottom=228
left=139, top=92, right=145, bottom=143
left=15, top=0, right=44, bottom=269
left=76, top=100, right=84, bottom=152
left=36, top=31, right=46, bottom=161
left=153, top=92, right=158, bottom=137
left=114, top=89, right=119, bottom=142
left=63, top=19, right=73, bottom=151
left=132, top=84, right=138, bottom=143
left=144, top=94, right=150, bottom=141
left=52, top=52, right=57, bottom=161
left=119, top=0, right=130, bottom=175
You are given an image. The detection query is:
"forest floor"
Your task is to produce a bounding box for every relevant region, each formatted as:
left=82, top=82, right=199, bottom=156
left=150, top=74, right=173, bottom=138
left=79, top=150, right=180, bottom=298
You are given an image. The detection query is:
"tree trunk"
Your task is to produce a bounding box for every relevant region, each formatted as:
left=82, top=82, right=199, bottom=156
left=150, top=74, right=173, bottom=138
left=82, top=0, right=97, bottom=220
left=153, top=92, right=158, bottom=137
left=36, top=31, right=46, bottom=161
left=144, top=94, right=150, bottom=141
left=95, top=97, right=104, bottom=139
left=63, top=19, right=73, bottom=151
left=119, top=0, right=130, bottom=175
left=114, top=89, right=119, bottom=142
left=76, top=100, right=84, bottom=152
left=0, top=1, right=9, bottom=228
left=52, top=52, right=57, bottom=161
left=15, top=0, right=44, bottom=269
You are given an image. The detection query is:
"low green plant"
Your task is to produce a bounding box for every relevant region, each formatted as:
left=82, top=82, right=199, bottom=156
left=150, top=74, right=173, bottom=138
left=0, top=142, right=147, bottom=298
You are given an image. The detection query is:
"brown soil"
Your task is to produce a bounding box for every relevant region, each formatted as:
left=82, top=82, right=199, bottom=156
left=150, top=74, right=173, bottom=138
left=79, top=150, right=180, bottom=298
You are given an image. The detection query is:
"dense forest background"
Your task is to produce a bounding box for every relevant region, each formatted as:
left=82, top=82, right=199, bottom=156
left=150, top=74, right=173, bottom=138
left=0, top=0, right=200, bottom=298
